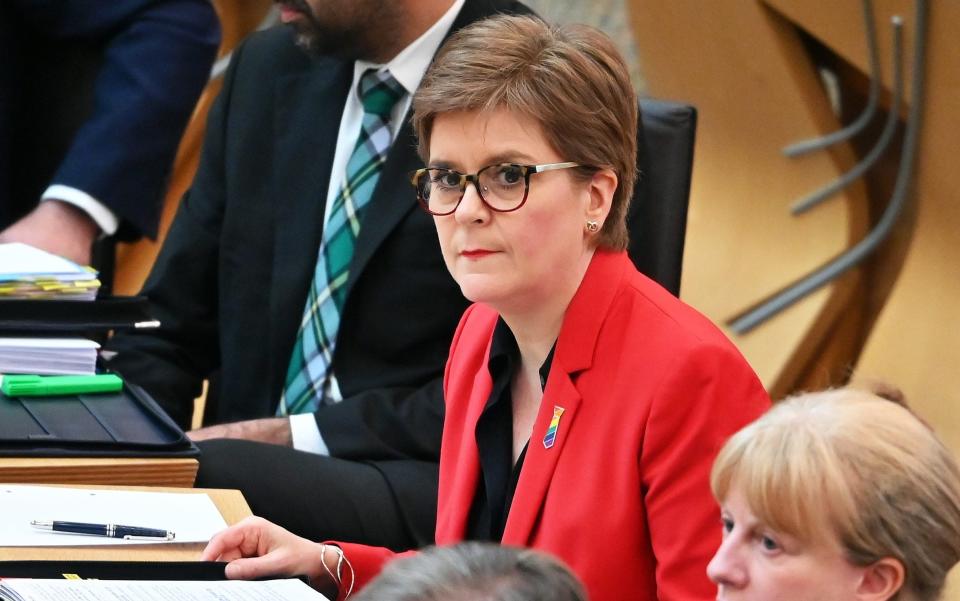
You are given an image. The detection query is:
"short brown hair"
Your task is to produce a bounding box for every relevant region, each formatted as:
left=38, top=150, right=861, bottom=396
left=712, top=387, right=960, bottom=601
left=413, top=14, right=638, bottom=250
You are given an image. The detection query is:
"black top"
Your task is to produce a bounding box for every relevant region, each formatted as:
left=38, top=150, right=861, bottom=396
left=466, top=318, right=554, bottom=542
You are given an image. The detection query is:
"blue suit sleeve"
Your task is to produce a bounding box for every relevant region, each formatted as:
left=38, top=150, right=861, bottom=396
left=22, top=0, right=221, bottom=239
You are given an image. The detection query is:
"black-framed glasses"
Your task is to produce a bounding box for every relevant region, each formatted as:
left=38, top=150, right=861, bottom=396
left=409, top=162, right=587, bottom=216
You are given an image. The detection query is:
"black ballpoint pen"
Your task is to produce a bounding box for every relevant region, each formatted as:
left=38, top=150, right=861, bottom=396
left=31, top=520, right=176, bottom=541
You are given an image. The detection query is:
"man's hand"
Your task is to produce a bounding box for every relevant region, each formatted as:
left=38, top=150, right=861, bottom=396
left=0, top=201, right=98, bottom=265
left=188, top=417, right=293, bottom=446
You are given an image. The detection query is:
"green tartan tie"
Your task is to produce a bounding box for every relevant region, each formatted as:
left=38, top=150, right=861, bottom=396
left=279, top=69, right=405, bottom=415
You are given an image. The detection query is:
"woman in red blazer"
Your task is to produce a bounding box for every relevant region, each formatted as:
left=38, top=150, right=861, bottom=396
left=203, top=15, right=769, bottom=600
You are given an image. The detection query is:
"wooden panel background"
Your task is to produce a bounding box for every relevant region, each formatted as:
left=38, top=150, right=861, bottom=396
left=630, top=0, right=959, bottom=596
left=629, top=1, right=870, bottom=396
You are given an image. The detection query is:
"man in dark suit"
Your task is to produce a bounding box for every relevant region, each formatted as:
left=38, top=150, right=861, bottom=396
left=0, top=0, right=220, bottom=265
left=105, top=0, right=529, bottom=551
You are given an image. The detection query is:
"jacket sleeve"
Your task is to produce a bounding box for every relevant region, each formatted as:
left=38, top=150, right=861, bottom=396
left=104, top=33, right=248, bottom=429
left=314, top=377, right=445, bottom=462
left=314, top=305, right=482, bottom=462
left=640, top=343, right=770, bottom=600
left=33, top=0, right=221, bottom=239
left=329, top=542, right=416, bottom=600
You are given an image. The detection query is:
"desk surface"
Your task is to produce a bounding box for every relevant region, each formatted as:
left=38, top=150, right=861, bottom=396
left=0, top=484, right=250, bottom=561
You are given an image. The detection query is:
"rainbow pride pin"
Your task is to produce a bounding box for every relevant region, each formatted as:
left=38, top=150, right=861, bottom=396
left=542, top=406, right=565, bottom=449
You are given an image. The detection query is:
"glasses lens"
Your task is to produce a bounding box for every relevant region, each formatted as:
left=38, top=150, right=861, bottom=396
left=478, top=164, right=526, bottom=210
left=419, top=169, right=462, bottom=214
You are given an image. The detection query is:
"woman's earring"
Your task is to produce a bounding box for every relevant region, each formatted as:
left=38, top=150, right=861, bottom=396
left=585, top=220, right=600, bottom=233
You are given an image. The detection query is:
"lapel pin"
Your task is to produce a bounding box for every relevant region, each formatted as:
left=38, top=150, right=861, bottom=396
left=542, top=405, right=565, bottom=449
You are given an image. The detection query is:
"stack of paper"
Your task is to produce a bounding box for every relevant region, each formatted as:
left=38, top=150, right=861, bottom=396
left=0, top=579, right=330, bottom=601
left=0, top=338, right=100, bottom=376
left=0, top=242, right=100, bottom=300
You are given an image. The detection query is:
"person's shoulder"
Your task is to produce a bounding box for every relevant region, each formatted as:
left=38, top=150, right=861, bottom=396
left=616, top=269, right=739, bottom=353
left=230, top=26, right=338, bottom=78
left=611, top=272, right=765, bottom=403
left=458, top=0, right=535, bottom=26
left=492, top=0, right=535, bottom=13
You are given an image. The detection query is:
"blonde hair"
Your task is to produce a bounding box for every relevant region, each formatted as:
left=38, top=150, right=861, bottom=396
left=412, top=14, right=638, bottom=250
left=711, top=388, right=960, bottom=600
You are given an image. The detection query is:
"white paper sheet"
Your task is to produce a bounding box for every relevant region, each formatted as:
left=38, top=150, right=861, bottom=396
left=0, top=578, right=329, bottom=601
left=0, top=339, right=99, bottom=350
left=0, top=243, right=99, bottom=300
left=0, top=243, right=94, bottom=281
left=0, top=338, right=99, bottom=375
left=0, top=485, right=228, bottom=546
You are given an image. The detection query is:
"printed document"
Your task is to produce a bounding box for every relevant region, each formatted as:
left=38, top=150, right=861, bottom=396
left=0, top=578, right=330, bottom=601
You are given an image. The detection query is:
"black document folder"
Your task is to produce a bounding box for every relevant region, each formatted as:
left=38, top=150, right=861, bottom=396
left=0, top=382, right=198, bottom=458
left=0, top=296, right=157, bottom=334
left=0, top=295, right=193, bottom=458
left=0, top=561, right=227, bottom=581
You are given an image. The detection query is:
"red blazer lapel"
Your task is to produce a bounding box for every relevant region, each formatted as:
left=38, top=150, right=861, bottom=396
left=440, top=252, right=630, bottom=545
left=502, top=251, right=629, bottom=543
left=502, top=369, right=582, bottom=544
left=436, top=307, right=497, bottom=542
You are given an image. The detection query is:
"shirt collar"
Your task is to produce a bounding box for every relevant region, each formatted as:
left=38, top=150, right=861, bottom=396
left=351, top=0, right=465, bottom=96
left=489, top=318, right=556, bottom=391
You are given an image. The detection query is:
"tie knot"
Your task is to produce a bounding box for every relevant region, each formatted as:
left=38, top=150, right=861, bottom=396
left=358, top=69, right=405, bottom=117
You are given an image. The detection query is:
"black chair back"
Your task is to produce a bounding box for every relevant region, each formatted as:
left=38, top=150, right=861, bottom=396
left=627, top=99, right=698, bottom=297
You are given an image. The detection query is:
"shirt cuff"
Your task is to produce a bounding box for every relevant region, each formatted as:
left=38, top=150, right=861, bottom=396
left=290, top=413, right=330, bottom=455
left=42, top=185, right=119, bottom=236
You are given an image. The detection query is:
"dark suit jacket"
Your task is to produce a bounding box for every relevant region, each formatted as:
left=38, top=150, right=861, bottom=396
left=338, top=251, right=771, bottom=600
left=0, top=0, right=220, bottom=239
left=106, top=1, right=530, bottom=465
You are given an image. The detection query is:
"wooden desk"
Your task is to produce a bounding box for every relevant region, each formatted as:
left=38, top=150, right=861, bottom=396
left=0, top=484, right=251, bottom=561
left=0, top=457, right=198, bottom=488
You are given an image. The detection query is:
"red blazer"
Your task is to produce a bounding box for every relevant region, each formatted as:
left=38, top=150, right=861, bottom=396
left=339, top=250, right=770, bottom=600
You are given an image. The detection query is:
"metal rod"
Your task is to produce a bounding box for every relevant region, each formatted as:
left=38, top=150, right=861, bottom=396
left=783, top=0, right=881, bottom=157
left=790, top=17, right=903, bottom=214
left=730, top=1, right=927, bottom=335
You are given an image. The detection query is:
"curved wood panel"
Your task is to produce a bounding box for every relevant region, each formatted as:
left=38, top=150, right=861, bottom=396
left=765, top=0, right=922, bottom=113
left=112, top=0, right=274, bottom=296
left=766, top=0, right=960, bottom=436
left=628, top=1, right=869, bottom=395
left=633, top=2, right=960, bottom=594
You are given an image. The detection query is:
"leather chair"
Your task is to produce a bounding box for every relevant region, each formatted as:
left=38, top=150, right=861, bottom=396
left=628, top=99, right=698, bottom=297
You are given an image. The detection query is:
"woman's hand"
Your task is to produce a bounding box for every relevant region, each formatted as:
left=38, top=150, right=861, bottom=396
left=200, top=516, right=332, bottom=584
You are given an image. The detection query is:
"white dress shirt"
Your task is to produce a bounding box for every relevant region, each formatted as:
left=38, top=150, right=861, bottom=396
left=290, top=0, right=465, bottom=454
left=42, top=185, right=119, bottom=236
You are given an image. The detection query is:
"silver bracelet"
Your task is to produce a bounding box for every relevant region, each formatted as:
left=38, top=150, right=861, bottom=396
left=320, top=543, right=341, bottom=587
left=320, top=543, right=355, bottom=598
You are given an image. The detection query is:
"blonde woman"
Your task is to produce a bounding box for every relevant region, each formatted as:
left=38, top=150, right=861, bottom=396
left=709, top=388, right=960, bottom=601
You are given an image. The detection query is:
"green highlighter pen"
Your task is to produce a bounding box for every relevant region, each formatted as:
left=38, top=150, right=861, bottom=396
left=1, top=374, right=124, bottom=397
